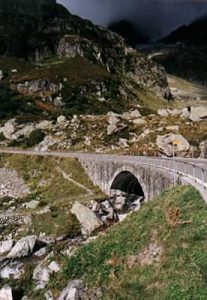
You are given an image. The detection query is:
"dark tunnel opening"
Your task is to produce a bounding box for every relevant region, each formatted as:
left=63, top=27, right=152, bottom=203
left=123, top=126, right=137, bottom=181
left=111, top=171, right=144, bottom=198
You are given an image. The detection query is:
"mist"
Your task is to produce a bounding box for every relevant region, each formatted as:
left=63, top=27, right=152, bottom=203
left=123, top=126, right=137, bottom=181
left=58, top=0, right=207, bottom=39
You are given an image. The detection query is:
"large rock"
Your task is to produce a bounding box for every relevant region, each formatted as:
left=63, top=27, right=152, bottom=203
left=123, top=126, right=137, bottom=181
left=36, top=120, right=53, bottom=130
left=133, top=118, right=146, bottom=126
left=0, top=261, right=24, bottom=279
left=156, top=134, right=190, bottom=156
left=181, top=106, right=207, bottom=122
left=71, top=202, right=103, bottom=235
left=189, top=106, right=207, bottom=122
left=107, top=122, right=127, bottom=135
left=0, top=119, right=16, bottom=140
left=0, top=119, right=37, bottom=141
left=113, top=193, right=127, bottom=212
left=0, top=168, right=30, bottom=199
left=7, top=236, right=37, bottom=259
left=0, top=286, right=13, bottom=300
left=0, top=240, right=13, bottom=256
left=107, top=124, right=118, bottom=136
left=122, top=109, right=141, bottom=120
left=108, top=115, right=120, bottom=125
left=57, top=115, right=67, bottom=125
left=57, top=280, right=84, bottom=300
left=157, top=108, right=181, bottom=117
left=12, top=123, right=36, bottom=141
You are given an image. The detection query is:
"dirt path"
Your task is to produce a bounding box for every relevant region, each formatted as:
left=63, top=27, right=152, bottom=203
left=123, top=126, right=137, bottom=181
left=57, top=166, right=94, bottom=196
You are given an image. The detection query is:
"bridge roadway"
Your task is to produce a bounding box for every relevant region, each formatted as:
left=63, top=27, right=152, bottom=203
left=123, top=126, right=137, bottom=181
left=0, top=148, right=206, bottom=201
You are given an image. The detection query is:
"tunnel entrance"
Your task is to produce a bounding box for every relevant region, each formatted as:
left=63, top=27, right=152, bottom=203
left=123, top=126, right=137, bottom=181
left=111, top=171, right=145, bottom=198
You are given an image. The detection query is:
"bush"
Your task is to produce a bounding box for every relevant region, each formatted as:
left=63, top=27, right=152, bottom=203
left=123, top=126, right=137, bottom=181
left=0, top=132, right=5, bottom=141
left=24, top=129, right=45, bottom=148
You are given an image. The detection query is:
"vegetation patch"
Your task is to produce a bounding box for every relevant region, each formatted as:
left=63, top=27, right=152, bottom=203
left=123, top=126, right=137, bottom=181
left=50, top=186, right=207, bottom=299
left=0, top=153, right=104, bottom=239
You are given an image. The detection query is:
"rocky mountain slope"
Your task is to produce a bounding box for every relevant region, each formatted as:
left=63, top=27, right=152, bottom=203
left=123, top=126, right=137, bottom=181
left=150, top=16, right=207, bottom=86
left=0, top=0, right=207, bottom=158
left=0, top=0, right=169, bottom=120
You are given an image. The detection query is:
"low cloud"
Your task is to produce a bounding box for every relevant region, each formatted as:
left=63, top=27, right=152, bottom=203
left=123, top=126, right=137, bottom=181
left=58, top=0, right=207, bottom=38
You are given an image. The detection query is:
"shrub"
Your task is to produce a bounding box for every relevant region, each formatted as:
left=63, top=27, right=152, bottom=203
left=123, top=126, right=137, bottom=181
left=24, top=129, right=45, bottom=148
left=0, top=132, right=5, bottom=141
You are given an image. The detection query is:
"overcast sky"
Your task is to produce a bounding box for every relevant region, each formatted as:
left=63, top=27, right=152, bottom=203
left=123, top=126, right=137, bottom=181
left=58, top=0, right=207, bottom=38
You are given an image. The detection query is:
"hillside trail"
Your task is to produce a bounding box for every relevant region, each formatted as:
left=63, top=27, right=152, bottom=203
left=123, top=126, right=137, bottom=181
left=56, top=166, right=94, bottom=196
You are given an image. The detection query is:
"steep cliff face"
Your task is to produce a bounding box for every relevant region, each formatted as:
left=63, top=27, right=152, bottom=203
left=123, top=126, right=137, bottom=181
left=0, top=0, right=170, bottom=115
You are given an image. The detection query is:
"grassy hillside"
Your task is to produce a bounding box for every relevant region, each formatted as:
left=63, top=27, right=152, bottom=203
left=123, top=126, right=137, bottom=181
left=51, top=185, right=207, bottom=299
left=0, top=154, right=104, bottom=238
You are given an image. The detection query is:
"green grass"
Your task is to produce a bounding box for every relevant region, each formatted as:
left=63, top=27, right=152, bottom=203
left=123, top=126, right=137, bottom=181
left=0, top=154, right=104, bottom=238
left=51, top=186, right=207, bottom=299
left=11, top=57, right=110, bottom=85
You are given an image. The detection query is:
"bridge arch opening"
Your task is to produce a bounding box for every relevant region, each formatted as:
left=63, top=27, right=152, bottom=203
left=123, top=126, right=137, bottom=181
left=110, top=171, right=145, bottom=198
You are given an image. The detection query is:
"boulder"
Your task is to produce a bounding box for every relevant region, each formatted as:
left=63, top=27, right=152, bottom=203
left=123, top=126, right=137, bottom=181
left=33, top=257, right=60, bottom=290
left=113, top=194, right=126, bottom=212
left=22, top=200, right=40, bottom=209
left=107, top=124, right=126, bottom=136
left=35, top=135, right=59, bottom=152
left=1, top=119, right=16, bottom=140
left=12, top=123, right=36, bottom=140
left=36, top=120, right=53, bottom=130
left=189, top=106, right=207, bottom=122
left=157, top=109, right=169, bottom=117
left=181, top=106, right=207, bottom=122
left=57, top=115, right=67, bottom=125
left=157, top=108, right=181, bottom=117
left=7, top=235, right=37, bottom=259
left=108, top=115, right=120, bottom=125
left=0, top=240, right=13, bottom=256
left=0, top=286, right=13, bottom=300
left=0, top=261, right=24, bottom=279
left=122, top=109, right=141, bottom=120
left=132, top=118, right=146, bottom=126
left=71, top=202, right=103, bottom=235
left=107, top=124, right=118, bottom=136
left=98, top=201, right=116, bottom=223
left=180, top=107, right=190, bottom=119
left=118, top=138, right=129, bottom=148
left=48, top=261, right=60, bottom=273
left=0, top=168, right=30, bottom=199
left=57, top=280, right=84, bottom=300
left=156, top=134, right=190, bottom=157
left=170, top=109, right=181, bottom=116
left=33, top=265, right=50, bottom=290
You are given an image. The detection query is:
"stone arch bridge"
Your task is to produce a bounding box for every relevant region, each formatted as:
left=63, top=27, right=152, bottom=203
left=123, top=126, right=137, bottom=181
left=79, top=156, right=174, bottom=201
left=0, top=149, right=206, bottom=202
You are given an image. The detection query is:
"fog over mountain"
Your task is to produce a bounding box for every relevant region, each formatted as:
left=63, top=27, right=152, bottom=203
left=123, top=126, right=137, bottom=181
left=58, top=0, right=207, bottom=39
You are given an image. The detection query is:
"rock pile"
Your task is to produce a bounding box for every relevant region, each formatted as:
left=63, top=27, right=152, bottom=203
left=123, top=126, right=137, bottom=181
left=71, top=191, right=144, bottom=236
